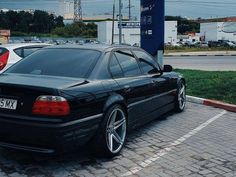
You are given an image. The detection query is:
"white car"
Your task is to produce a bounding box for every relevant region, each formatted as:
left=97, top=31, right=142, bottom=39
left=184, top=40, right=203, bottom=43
left=0, top=43, right=50, bottom=73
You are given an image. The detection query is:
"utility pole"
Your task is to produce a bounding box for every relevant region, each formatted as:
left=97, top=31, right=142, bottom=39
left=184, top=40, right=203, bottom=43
left=128, top=0, right=131, bottom=21
left=126, top=0, right=134, bottom=21
left=74, top=0, right=82, bottom=22
left=118, top=0, right=122, bottom=44
left=112, top=2, right=115, bottom=44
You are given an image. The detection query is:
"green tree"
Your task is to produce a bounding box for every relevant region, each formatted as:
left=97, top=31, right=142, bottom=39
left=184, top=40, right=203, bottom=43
left=32, top=10, right=50, bottom=33
left=5, top=10, right=20, bottom=31
left=18, top=11, right=33, bottom=33
left=165, top=16, right=200, bottom=34
left=55, top=16, right=64, bottom=27
left=0, top=10, right=65, bottom=35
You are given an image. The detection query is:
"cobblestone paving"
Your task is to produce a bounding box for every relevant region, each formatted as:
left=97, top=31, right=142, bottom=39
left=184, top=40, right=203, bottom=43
left=0, top=103, right=235, bottom=177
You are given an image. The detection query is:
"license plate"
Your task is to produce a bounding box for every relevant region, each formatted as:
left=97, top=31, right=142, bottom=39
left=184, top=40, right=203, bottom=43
left=0, top=98, right=17, bottom=110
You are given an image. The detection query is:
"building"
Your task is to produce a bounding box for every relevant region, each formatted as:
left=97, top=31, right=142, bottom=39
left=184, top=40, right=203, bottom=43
left=200, top=22, right=236, bottom=42
left=0, top=30, right=10, bottom=44
left=97, top=21, right=177, bottom=46
left=165, top=21, right=178, bottom=44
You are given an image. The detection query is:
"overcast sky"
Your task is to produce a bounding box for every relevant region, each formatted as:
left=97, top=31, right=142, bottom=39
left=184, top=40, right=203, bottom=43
left=0, top=0, right=235, bottom=19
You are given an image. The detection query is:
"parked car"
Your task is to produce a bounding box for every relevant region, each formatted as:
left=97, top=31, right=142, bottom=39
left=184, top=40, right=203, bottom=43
left=171, top=43, right=181, bottom=47
left=0, top=43, right=50, bottom=73
left=183, top=41, right=196, bottom=47
left=218, top=40, right=229, bottom=47
left=0, top=44, right=186, bottom=156
left=195, top=42, right=208, bottom=48
left=224, top=41, right=236, bottom=47
left=208, top=41, right=221, bottom=47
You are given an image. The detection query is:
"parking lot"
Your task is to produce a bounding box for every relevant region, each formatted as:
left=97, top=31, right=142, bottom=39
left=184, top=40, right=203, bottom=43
left=0, top=102, right=235, bottom=177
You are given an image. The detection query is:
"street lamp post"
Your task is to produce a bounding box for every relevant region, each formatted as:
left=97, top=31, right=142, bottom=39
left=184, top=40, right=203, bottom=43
left=119, top=0, right=122, bottom=44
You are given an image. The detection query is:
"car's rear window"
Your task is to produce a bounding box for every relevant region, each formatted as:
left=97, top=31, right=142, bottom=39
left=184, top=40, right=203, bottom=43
left=6, top=48, right=101, bottom=78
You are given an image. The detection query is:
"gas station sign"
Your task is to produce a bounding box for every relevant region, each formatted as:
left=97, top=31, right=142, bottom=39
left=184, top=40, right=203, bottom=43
left=141, top=0, right=164, bottom=56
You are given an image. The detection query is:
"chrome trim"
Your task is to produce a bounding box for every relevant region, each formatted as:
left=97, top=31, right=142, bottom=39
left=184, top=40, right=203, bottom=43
left=59, top=113, right=103, bottom=127
left=0, top=142, right=55, bottom=153
left=128, top=89, right=177, bottom=108
left=0, top=113, right=103, bottom=128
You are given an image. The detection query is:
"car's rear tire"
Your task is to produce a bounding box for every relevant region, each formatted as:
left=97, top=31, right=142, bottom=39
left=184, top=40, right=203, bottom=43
left=175, top=80, right=186, bottom=112
left=92, top=105, right=127, bottom=157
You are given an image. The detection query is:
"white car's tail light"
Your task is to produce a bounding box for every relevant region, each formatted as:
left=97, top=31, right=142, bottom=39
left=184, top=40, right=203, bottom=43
left=0, top=50, right=9, bottom=70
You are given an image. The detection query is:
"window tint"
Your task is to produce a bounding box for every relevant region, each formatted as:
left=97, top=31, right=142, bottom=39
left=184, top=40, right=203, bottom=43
left=7, top=48, right=101, bottom=78
left=114, top=50, right=141, bottom=77
left=14, top=48, right=23, bottom=57
left=133, top=50, right=160, bottom=75
left=109, top=54, right=124, bottom=78
left=23, top=47, right=42, bottom=57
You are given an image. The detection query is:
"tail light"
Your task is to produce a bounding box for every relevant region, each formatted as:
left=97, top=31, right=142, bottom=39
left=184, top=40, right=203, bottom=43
left=32, top=96, right=70, bottom=116
left=0, top=50, right=9, bottom=70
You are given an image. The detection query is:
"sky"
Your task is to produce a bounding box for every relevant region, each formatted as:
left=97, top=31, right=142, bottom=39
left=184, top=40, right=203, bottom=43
left=0, top=0, right=236, bottom=19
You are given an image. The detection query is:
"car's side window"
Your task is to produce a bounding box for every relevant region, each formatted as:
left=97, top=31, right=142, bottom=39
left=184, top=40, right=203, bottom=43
left=23, top=47, right=42, bottom=58
left=114, top=50, right=141, bottom=77
left=14, top=48, right=23, bottom=57
left=133, top=50, right=161, bottom=75
left=109, top=54, right=124, bottom=79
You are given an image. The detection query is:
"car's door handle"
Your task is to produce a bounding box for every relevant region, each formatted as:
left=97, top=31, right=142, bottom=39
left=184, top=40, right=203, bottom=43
left=124, top=85, right=131, bottom=93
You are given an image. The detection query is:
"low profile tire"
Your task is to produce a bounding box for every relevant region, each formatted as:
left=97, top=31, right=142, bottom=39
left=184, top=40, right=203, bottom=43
left=93, top=105, right=127, bottom=157
left=175, top=80, right=186, bottom=112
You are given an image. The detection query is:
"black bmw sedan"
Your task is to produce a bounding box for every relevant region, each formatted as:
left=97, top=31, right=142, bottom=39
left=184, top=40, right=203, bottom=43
left=0, top=44, right=186, bottom=157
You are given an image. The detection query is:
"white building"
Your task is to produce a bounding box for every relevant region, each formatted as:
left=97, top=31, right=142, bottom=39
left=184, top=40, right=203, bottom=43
left=165, top=21, right=178, bottom=44
left=200, top=22, right=236, bottom=42
left=97, top=21, right=177, bottom=46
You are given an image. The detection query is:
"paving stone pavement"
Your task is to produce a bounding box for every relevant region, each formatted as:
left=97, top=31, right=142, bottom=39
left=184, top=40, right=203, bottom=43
left=0, top=103, right=235, bottom=177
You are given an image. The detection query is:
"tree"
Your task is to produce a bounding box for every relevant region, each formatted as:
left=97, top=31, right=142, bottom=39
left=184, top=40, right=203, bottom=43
left=55, top=16, right=64, bottom=27
left=0, top=10, right=65, bottom=34
left=32, top=10, right=50, bottom=33
left=52, top=22, right=97, bottom=38
left=165, top=16, right=200, bottom=34
left=18, top=11, right=33, bottom=33
left=5, top=10, right=20, bottom=31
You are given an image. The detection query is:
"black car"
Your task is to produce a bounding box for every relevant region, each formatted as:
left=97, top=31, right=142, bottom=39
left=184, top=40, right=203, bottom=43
left=0, top=44, right=186, bottom=157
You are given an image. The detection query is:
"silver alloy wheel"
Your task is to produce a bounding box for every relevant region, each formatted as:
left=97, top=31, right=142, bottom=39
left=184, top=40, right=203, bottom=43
left=178, top=83, right=186, bottom=110
left=106, top=108, right=126, bottom=154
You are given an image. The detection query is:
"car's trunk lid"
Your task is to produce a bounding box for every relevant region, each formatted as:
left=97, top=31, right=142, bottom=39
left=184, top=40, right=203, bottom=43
left=0, top=73, right=86, bottom=117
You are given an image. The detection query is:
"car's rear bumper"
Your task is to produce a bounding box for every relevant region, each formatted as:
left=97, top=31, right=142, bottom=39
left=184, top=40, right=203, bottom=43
left=0, top=114, right=103, bottom=153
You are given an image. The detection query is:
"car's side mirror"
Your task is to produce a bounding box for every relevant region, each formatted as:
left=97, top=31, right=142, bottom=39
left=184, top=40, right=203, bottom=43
left=163, top=65, right=173, bottom=72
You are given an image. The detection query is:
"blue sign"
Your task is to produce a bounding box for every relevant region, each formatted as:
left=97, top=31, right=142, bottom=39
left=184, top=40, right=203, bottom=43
left=141, top=0, right=165, bottom=55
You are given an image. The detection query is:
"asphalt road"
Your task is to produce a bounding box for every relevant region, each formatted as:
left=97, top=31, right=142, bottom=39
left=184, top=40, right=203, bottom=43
left=0, top=103, right=235, bottom=177
left=164, top=56, right=236, bottom=71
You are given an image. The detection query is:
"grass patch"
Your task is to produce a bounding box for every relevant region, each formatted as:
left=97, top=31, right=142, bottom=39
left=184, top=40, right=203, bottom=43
left=175, top=69, right=236, bottom=105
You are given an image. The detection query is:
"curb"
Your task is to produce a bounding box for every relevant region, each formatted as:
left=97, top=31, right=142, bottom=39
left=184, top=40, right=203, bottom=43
left=187, top=95, right=236, bottom=113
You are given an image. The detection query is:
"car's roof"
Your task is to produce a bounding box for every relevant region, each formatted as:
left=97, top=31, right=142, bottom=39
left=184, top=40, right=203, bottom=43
left=0, top=43, right=50, bottom=49
left=45, top=44, right=140, bottom=52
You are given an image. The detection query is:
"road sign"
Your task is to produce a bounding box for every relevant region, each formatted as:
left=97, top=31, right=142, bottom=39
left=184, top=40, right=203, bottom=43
left=140, top=0, right=164, bottom=56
